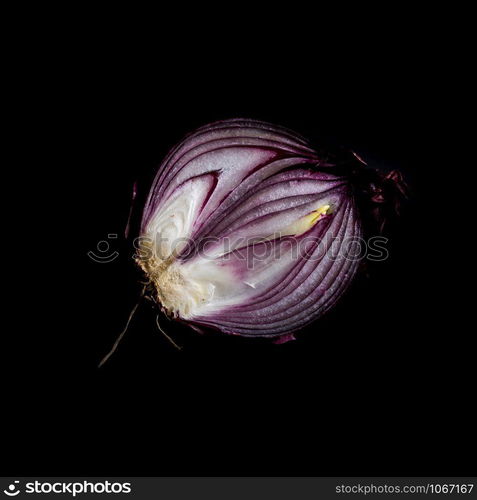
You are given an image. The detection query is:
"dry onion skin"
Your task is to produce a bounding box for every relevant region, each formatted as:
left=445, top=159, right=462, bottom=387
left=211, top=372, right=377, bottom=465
left=135, top=119, right=399, bottom=343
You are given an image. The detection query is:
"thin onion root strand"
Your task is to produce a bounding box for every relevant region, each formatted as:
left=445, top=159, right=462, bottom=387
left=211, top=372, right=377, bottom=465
left=98, top=286, right=146, bottom=368
left=156, top=314, right=182, bottom=350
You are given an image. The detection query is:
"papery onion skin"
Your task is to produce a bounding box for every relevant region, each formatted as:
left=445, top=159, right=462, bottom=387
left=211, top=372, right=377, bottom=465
left=137, top=119, right=365, bottom=341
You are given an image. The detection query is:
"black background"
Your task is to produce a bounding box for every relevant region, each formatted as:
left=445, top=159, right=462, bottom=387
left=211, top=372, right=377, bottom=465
left=3, top=15, right=472, bottom=478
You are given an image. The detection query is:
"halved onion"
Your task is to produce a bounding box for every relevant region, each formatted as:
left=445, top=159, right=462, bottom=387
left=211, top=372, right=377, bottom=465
left=137, top=119, right=363, bottom=342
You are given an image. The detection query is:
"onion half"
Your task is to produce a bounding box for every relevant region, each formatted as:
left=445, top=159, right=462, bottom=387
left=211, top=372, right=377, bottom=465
left=137, top=119, right=363, bottom=341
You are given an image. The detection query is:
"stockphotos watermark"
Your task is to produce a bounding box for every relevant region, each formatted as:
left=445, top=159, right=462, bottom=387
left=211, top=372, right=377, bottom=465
left=2, top=480, right=131, bottom=497
left=88, top=233, right=389, bottom=266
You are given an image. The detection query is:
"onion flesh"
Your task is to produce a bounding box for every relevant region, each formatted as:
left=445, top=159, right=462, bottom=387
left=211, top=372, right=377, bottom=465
left=137, top=119, right=362, bottom=340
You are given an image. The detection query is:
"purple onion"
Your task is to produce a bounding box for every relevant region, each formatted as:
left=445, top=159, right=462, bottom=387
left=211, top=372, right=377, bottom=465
left=136, top=119, right=366, bottom=342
